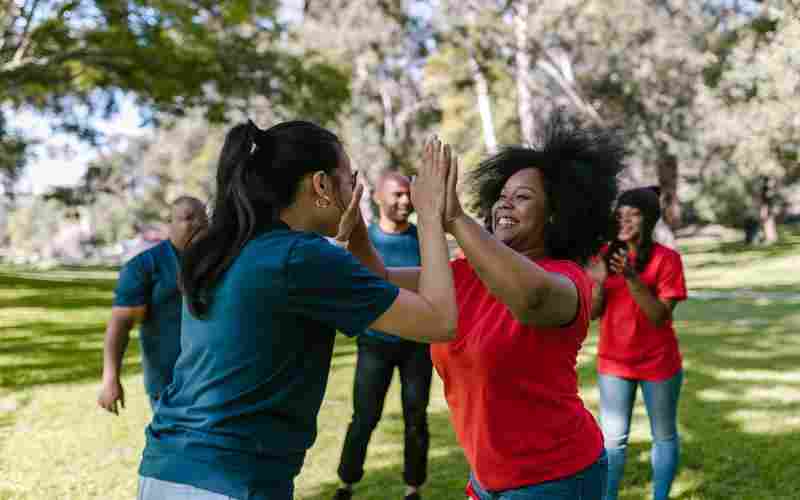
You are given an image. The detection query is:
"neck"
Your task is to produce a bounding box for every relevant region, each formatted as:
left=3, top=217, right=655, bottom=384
left=514, top=243, right=547, bottom=260
left=626, top=238, right=641, bottom=253
left=281, top=204, right=324, bottom=234
left=379, top=216, right=410, bottom=234
left=168, top=237, right=184, bottom=252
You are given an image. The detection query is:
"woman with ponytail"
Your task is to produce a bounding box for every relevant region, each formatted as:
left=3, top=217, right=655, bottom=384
left=587, top=186, right=688, bottom=500
left=137, top=120, right=458, bottom=500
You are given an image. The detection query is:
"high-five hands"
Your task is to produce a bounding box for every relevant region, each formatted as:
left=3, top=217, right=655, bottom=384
left=412, top=137, right=460, bottom=228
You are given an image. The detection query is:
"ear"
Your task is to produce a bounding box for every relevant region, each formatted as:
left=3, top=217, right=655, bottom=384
left=310, top=171, right=330, bottom=200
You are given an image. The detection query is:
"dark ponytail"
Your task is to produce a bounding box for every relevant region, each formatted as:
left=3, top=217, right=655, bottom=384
left=180, top=120, right=342, bottom=317
left=606, top=186, right=661, bottom=273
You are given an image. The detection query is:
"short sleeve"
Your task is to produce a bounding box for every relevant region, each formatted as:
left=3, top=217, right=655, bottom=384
left=655, top=250, right=687, bottom=302
left=286, top=235, right=400, bottom=337
left=113, top=254, right=152, bottom=307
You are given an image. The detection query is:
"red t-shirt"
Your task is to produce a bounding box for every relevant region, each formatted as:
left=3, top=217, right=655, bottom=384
left=430, top=257, right=604, bottom=491
left=598, top=243, right=687, bottom=381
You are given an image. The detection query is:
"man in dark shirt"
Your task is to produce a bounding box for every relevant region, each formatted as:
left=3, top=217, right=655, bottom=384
left=97, top=196, right=207, bottom=413
left=334, top=172, right=432, bottom=500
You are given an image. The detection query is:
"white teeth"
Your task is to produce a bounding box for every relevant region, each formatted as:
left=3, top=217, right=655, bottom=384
left=497, top=217, right=517, bottom=227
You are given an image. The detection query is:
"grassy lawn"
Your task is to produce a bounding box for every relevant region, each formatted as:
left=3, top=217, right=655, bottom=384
left=0, top=231, right=798, bottom=499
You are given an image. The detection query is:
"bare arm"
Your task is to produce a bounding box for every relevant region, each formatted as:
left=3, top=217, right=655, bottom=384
left=625, top=277, right=676, bottom=327
left=369, top=140, right=458, bottom=343
left=97, top=306, right=146, bottom=414
left=609, top=249, right=675, bottom=327
left=586, top=257, right=608, bottom=320
left=335, top=180, right=423, bottom=291
left=448, top=215, right=577, bottom=328
left=346, top=231, right=422, bottom=291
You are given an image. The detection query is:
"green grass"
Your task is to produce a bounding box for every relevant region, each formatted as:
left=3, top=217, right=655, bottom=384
left=0, top=232, right=798, bottom=499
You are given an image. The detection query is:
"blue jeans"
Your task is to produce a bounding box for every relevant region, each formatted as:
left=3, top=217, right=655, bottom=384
left=138, top=477, right=236, bottom=499
left=138, top=476, right=293, bottom=500
left=468, top=451, right=608, bottom=499
left=598, top=371, right=683, bottom=500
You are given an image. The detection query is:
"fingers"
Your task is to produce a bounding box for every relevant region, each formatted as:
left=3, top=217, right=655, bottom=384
left=348, top=183, right=364, bottom=212
left=447, top=154, right=459, bottom=196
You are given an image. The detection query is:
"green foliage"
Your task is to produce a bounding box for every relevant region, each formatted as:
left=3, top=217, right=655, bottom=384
left=0, top=0, right=349, bottom=196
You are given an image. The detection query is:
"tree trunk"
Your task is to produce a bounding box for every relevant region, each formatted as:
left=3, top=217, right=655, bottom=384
left=469, top=55, right=498, bottom=154
left=656, top=150, right=681, bottom=233
left=513, top=2, right=536, bottom=144
left=759, top=175, right=779, bottom=244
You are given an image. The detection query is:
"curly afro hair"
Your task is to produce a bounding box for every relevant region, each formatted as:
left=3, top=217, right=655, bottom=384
left=468, top=110, right=626, bottom=265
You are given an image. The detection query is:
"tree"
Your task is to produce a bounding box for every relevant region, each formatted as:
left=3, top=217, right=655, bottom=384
left=694, top=4, right=799, bottom=242
left=297, top=0, right=440, bottom=219
left=0, top=0, right=349, bottom=195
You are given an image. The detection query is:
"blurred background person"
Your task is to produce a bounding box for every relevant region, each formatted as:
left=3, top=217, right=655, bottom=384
left=98, top=196, right=207, bottom=413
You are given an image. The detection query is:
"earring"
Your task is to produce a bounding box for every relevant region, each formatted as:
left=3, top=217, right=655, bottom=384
left=316, top=198, right=329, bottom=208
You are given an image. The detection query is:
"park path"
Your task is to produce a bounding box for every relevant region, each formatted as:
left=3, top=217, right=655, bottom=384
left=690, top=289, right=800, bottom=301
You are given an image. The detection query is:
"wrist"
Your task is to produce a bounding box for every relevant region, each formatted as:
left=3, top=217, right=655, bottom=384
left=444, top=211, right=467, bottom=233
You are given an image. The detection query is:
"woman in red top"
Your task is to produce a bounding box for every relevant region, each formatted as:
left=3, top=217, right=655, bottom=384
left=346, top=112, right=625, bottom=499
left=587, top=187, right=687, bottom=500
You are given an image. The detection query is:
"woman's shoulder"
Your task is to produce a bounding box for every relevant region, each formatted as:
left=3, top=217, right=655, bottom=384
left=651, top=243, right=683, bottom=263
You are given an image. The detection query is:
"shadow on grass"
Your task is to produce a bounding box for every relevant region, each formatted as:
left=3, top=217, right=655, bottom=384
left=0, top=269, right=139, bottom=392
left=305, top=410, right=470, bottom=500
left=312, top=296, right=800, bottom=500
left=610, top=298, right=800, bottom=500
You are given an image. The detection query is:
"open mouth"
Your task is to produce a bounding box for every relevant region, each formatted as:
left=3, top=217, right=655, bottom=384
left=495, top=216, right=519, bottom=229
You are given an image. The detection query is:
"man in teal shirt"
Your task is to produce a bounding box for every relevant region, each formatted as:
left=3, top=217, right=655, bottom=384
left=98, top=196, right=207, bottom=413
left=334, top=172, right=432, bottom=500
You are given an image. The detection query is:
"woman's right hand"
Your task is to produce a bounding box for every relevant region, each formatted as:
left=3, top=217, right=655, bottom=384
left=412, top=137, right=452, bottom=225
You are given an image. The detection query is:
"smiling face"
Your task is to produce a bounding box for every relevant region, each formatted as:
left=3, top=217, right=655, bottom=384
left=491, top=168, right=548, bottom=254
left=616, top=204, right=644, bottom=244
left=375, top=174, right=413, bottom=225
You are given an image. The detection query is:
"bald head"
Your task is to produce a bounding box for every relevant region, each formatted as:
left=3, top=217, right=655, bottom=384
left=374, top=170, right=413, bottom=228
left=169, top=196, right=208, bottom=250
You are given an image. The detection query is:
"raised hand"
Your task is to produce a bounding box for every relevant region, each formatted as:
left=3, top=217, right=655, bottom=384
left=412, top=137, right=452, bottom=226
left=443, top=153, right=465, bottom=233
left=334, top=172, right=365, bottom=244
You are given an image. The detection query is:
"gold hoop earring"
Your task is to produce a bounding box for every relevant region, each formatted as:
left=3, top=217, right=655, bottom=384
left=316, top=198, right=329, bottom=209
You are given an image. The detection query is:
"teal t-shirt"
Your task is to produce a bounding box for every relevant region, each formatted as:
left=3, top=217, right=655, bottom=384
left=139, top=223, right=399, bottom=499
left=113, top=240, right=181, bottom=396
left=363, top=224, right=420, bottom=343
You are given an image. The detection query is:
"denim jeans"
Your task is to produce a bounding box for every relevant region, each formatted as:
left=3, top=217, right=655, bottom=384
left=337, top=336, right=433, bottom=486
left=138, top=477, right=236, bottom=500
left=138, top=476, right=293, bottom=500
left=598, top=371, right=683, bottom=500
left=468, top=451, right=608, bottom=500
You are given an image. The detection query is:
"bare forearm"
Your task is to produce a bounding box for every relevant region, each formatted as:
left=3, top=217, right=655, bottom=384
left=626, top=277, right=670, bottom=326
left=450, top=215, right=551, bottom=315
left=591, top=284, right=606, bottom=320
left=102, top=321, right=133, bottom=381
left=417, top=217, right=458, bottom=332
left=346, top=231, right=388, bottom=279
